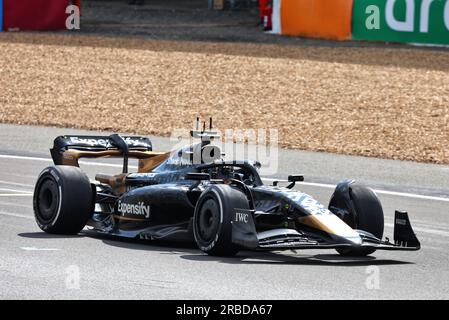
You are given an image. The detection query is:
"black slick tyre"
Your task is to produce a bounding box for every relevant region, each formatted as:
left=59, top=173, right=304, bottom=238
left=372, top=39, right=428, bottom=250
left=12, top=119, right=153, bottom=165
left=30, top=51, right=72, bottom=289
left=193, top=184, right=250, bottom=257
left=33, top=166, right=93, bottom=234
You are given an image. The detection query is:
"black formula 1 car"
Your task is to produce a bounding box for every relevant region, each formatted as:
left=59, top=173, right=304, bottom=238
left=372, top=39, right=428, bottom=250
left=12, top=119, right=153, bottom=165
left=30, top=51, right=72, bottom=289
left=33, top=119, right=420, bottom=257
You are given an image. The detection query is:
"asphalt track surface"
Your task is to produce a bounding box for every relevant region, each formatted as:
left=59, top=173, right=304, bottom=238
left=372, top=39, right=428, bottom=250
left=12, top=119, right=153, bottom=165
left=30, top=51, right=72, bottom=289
left=0, top=123, right=448, bottom=299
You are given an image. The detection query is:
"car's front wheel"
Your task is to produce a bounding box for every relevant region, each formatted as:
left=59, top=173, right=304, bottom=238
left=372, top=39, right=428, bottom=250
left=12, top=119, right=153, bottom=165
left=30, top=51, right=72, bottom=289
left=329, top=182, right=384, bottom=257
left=193, top=184, right=250, bottom=257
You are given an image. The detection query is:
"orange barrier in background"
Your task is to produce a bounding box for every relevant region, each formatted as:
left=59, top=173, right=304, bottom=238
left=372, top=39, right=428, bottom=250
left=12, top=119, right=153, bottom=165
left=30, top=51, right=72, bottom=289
left=281, top=0, right=353, bottom=40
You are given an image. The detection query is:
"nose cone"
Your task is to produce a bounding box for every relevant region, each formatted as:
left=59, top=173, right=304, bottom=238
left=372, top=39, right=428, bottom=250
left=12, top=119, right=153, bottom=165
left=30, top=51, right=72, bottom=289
left=297, top=214, right=362, bottom=244
left=342, top=234, right=363, bottom=245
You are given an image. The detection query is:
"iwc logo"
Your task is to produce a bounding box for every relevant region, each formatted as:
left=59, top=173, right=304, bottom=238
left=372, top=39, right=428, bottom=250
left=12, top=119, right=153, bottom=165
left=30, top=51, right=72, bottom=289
left=235, top=211, right=249, bottom=223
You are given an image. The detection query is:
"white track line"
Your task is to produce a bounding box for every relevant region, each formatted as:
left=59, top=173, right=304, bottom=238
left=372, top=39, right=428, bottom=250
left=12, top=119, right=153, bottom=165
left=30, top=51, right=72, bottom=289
left=0, top=194, right=33, bottom=197
left=0, top=154, right=51, bottom=162
left=0, top=201, right=32, bottom=209
left=20, top=247, right=60, bottom=251
left=385, top=218, right=449, bottom=232
left=261, top=178, right=449, bottom=203
left=0, top=180, right=34, bottom=188
left=385, top=223, right=449, bottom=237
left=0, top=153, right=448, bottom=202
left=0, top=154, right=137, bottom=169
left=0, top=188, right=32, bottom=194
left=0, top=210, right=33, bottom=220
left=373, top=189, right=449, bottom=202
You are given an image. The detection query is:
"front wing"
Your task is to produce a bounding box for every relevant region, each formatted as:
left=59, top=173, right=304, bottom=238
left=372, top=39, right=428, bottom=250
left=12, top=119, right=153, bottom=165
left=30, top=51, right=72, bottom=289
left=232, top=210, right=421, bottom=252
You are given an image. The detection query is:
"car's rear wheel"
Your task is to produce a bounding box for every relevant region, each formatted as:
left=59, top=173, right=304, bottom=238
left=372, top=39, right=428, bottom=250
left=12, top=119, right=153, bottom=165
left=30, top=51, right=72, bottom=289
left=193, top=184, right=250, bottom=256
left=329, top=183, right=384, bottom=257
left=33, top=166, right=93, bottom=234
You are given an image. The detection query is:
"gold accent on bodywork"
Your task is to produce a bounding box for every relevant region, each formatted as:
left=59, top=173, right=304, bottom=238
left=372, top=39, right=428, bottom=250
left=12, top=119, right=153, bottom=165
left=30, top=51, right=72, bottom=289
left=59, top=149, right=168, bottom=168
left=95, top=173, right=127, bottom=187
left=112, top=214, right=146, bottom=221
left=138, top=152, right=170, bottom=173
left=91, top=152, right=170, bottom=194
left=95, top=173, right=128, bottom=194
left=297, top=215, right=359, bottom=238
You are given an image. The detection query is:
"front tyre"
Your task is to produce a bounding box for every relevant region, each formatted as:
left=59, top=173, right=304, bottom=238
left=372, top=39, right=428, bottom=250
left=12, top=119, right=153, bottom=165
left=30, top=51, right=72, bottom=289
left=33, top=166, right=93, bottom=234
left=193, top=184, right=250, bottom=257
left=330, top=182, right=384, bottom=257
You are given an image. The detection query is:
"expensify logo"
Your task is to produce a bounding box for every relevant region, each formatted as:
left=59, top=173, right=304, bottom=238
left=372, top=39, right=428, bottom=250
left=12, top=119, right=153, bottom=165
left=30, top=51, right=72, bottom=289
left=117, top=201, right=151, bottom=219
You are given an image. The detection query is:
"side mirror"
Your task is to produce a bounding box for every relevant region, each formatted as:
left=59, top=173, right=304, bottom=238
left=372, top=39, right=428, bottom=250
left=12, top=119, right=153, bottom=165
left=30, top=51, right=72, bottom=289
left=185, top=173, right=210, bottom=181
left=288, top=175, right=304, bottom=182
left=287, top=175, right=304, bottom=189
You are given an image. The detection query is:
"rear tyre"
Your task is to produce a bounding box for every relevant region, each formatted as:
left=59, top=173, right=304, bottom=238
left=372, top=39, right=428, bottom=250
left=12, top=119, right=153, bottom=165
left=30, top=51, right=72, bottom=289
left=33, top=166, right=93, bottom=234
left=193, top=184, right=250, bottom=257
left=330, top=183, right=384, bottom=257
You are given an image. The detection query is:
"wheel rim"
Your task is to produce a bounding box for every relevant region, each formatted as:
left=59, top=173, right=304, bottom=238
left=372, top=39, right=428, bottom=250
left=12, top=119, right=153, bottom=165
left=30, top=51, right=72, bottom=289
left=196, top=198, right=220, bottom=243
left=36, top=179, right=59, bottom=222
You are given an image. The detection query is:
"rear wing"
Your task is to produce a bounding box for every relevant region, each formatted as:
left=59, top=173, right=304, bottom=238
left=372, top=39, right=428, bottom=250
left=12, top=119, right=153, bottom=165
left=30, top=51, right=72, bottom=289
left=50, top=135, right=169, bottom=172
left=52, top=135, right=153, bottom=153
